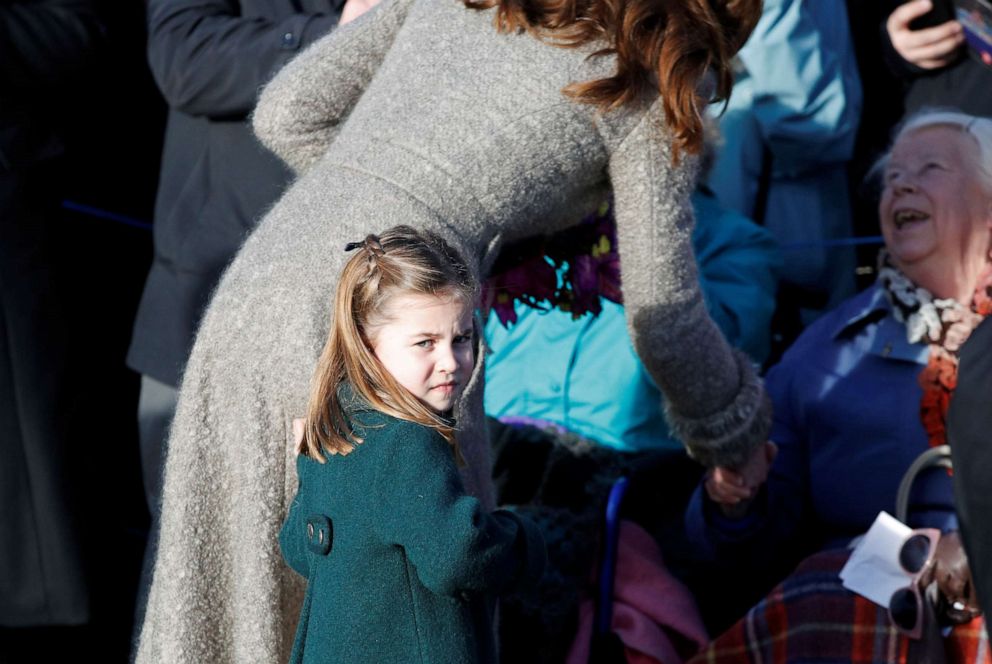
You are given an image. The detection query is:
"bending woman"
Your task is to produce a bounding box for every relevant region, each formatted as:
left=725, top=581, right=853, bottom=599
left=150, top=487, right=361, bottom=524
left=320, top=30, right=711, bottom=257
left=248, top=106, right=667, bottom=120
left=136, top=0, right=770, bottom=661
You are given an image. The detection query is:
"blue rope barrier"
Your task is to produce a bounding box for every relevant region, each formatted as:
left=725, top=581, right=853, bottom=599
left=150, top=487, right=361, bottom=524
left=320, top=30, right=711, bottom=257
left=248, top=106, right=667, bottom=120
left=62, top=200, right=153, bottom=231
left=779, top=235, right=883, bottom=250
left=61, top=199, right=885, bottom=252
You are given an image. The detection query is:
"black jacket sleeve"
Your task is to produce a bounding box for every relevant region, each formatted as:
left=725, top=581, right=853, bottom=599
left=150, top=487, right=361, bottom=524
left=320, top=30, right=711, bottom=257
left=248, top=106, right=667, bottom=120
left=146, top=0, right=342, bottom=119
left=0, top=0, right=104, bottom=91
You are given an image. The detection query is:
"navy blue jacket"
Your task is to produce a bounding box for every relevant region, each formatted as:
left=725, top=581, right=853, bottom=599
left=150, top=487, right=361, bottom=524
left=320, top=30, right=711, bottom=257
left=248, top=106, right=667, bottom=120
left=687, top=284, right=958, bottom=573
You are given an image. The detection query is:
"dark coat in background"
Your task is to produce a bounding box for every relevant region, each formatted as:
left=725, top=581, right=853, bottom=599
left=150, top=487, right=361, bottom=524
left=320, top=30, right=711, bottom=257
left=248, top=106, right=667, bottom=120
left=128, top=0, right=346, bottom=389
left=881, top=0, right=992, bottom=119
left=948, top=317, right=992, bottom=618
left=900, top=58, right=992, bottom=118
left=0, top=0, right=104, bottom=626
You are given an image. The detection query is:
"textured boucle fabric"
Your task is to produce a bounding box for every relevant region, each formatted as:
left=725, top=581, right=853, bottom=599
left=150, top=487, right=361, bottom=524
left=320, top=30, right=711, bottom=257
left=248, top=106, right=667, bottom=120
left=665, top=349, right=774, bottom=468
left=137, top=0, right=771, bottom=661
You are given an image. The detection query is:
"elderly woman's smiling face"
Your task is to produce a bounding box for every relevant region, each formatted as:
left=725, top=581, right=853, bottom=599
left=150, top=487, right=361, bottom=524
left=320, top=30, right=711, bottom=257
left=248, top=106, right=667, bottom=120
left=879, top=125, right=992, bottom=300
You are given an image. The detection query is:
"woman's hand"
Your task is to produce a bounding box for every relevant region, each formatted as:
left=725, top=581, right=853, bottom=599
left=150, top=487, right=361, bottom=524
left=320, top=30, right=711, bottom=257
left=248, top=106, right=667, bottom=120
left=704, top=441, right=778, bottom=518
left=887, top=0, right=964, bottom=70
left=930, top=530, right=983, bottom=623
left=339, top=0, right=383, bottom=25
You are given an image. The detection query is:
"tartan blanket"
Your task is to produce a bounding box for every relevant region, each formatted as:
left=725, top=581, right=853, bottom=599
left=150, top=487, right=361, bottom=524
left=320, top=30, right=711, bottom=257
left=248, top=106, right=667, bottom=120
left=688, top=549, right=990, bottom=664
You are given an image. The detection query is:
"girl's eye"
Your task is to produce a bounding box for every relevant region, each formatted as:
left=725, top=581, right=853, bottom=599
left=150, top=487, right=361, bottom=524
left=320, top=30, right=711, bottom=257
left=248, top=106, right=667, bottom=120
left=415, top=339, right=434, bottom=348
left=454, top=333, right=473, bottom=345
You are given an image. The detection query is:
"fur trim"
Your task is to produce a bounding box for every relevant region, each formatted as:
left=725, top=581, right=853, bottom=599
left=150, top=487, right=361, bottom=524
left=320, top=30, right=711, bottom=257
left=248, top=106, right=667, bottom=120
left=664, top=350, right=772, bottom=468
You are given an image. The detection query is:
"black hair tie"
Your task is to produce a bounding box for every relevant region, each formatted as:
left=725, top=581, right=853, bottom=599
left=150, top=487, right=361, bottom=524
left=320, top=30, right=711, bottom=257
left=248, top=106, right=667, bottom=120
left=344, top=236, right=385, bottom=255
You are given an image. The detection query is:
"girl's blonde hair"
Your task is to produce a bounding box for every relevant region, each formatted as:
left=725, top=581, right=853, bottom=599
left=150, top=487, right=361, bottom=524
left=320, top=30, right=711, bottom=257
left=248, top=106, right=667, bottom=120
left=303, top=226, right=477, bottom=463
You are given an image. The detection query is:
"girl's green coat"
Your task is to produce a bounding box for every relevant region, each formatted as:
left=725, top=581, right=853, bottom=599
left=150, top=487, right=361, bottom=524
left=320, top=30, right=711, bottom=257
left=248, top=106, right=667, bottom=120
left=280, top=396, right=546, bottom=663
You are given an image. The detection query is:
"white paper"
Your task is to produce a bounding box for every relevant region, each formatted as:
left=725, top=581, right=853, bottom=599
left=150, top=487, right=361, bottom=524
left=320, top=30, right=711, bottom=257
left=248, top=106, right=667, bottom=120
left=840, top=511, right=915, bottom=607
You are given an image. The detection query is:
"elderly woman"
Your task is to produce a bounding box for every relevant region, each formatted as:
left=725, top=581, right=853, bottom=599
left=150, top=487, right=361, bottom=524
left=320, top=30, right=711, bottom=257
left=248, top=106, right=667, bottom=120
left=685, top=109, right=992, bottom=662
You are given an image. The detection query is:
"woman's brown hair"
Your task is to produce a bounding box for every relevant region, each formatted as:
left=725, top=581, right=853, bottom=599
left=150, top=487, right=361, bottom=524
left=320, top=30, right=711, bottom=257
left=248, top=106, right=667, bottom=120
left=464, top=0, right=762, bottom=158
left=302, top=225, right=477, bottom=463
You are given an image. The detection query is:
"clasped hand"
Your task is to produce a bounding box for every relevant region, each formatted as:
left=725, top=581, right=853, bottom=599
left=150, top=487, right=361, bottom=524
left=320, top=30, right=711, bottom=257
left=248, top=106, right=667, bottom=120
left=705, top=440, right=982, bottom=622
left=704, top=440, right=777, bottom=517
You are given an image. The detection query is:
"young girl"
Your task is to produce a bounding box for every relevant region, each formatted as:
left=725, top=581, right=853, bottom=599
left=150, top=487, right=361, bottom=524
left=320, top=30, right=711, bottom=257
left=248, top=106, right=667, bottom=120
left=279, top=226, right=546, bottom=664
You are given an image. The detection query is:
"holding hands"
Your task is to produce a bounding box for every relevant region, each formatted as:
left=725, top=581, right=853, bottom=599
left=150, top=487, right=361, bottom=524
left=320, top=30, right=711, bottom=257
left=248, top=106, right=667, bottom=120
left=704, top=440, right=778, bottom=518
left=887, top=0, right=965, bottom=70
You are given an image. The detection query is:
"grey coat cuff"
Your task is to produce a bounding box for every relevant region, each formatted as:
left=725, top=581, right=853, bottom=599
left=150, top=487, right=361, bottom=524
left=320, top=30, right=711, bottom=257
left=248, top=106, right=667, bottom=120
left=665, top=350, right=772, bottom=468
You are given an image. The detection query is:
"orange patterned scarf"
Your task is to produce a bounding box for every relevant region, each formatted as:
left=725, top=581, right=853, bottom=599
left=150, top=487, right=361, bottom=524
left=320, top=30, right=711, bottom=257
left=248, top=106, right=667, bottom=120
left=878, top=251, right=992, bottom=450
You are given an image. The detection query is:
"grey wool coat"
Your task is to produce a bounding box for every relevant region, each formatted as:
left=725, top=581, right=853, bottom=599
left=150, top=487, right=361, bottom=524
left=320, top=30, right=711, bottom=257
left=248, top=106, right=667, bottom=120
left=137, top=0, right=772, bottom=661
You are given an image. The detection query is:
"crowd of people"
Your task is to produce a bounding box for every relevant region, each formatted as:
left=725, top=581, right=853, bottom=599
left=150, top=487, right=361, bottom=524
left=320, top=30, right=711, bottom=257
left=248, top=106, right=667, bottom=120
left=2, top=0, right=991, bottom=663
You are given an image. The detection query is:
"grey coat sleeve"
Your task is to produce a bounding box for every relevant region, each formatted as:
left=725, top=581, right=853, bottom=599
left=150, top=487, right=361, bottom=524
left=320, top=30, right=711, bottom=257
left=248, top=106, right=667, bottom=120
left=0, top=0, right=104, bottom=90
left=146, top=0, right=342, bottom=119
left=252, top=0, right=415, bottom=174
left=607, top=101, right=772, bottom=468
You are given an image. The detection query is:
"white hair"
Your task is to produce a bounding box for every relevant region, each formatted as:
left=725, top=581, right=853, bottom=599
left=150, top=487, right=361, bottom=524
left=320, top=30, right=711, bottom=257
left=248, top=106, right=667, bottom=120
left=880, top=108, right=992, bottom=196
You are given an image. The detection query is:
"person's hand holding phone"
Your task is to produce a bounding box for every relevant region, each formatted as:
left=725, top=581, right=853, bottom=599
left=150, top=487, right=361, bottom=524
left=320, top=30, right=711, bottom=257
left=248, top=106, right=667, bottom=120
left=888, top=0, right=965, bottom=69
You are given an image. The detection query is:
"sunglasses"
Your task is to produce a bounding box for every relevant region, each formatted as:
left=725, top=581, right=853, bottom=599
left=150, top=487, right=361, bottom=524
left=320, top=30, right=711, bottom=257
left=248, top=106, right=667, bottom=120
left=888, top=528, right=941, bottom=639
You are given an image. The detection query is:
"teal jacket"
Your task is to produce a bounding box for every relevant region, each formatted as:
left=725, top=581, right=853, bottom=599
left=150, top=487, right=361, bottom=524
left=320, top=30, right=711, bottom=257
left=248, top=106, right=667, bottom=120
left=705, top=0, right=861, bottom=304
left=485, top=192, right=780, bottom=451
left=279, top=395, right=546, bottom=664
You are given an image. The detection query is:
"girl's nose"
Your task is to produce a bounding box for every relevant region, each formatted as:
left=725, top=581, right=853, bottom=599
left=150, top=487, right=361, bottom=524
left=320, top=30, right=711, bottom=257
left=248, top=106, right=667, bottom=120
left=436, top=345, right=458, bottom=373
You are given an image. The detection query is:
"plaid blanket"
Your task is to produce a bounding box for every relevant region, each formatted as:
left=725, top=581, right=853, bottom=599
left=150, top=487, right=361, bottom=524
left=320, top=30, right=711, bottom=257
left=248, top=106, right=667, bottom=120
left=688, top=549, right=990, bottom=664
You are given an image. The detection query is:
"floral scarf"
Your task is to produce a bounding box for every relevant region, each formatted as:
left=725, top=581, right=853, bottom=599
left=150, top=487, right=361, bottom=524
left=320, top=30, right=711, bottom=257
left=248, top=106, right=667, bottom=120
left=483, top=200, right=621, bottom=327
left=879, top=251, right=992, bottom=450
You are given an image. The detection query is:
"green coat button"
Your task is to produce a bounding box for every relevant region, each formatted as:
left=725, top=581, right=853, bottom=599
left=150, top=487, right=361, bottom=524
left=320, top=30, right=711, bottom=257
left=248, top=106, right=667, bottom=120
left=305, top=515, right=332, bottom=556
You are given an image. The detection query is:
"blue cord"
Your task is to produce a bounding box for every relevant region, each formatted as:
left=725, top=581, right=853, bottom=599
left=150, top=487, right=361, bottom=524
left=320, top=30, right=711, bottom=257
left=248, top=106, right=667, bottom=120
left=596, top=476, right=629, bottom=636
left=779, top=235, right=883, bottom=250
left=62, top=200, right=153, bottom=231
left=59, top=199, right=884, bottom=253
